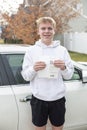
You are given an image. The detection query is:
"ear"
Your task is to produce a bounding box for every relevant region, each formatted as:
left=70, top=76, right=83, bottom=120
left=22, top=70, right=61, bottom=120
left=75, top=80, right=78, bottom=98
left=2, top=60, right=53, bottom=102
left=54, top=28, right=56, bottom=35
left=37, top=32, right=40, bottom=35
left=53, top=30, right=55, bottom=35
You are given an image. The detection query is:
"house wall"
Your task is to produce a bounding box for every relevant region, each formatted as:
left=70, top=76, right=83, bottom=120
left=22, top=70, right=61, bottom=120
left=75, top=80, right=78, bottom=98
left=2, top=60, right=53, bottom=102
left=64, top=32, right=87, bottom=54
left=69, top=0, right=87, bottom=32
left=62, top=0, right=87, bottom=54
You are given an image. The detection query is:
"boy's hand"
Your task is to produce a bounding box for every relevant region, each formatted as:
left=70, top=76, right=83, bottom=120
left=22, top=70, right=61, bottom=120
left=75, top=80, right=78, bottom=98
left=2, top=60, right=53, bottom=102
left=34, top=61, right=46, bottom=71
left=54, top=60, right=66, bottom=70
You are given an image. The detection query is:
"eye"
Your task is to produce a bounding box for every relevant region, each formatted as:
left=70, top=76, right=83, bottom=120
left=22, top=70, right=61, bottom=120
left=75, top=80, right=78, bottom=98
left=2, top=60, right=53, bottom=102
left=48, top=27, right=53, bottom=30
left=40, top=27, right=53, bottom=30
left=41, top=27, right=46, bottom=30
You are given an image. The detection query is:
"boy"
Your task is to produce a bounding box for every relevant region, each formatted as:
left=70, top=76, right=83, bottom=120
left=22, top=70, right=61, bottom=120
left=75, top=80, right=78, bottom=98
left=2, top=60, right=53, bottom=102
left=21, top=17, right=74, bottom=130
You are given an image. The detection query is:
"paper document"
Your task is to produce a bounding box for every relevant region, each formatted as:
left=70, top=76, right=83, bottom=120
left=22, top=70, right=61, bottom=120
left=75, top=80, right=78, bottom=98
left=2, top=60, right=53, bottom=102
left=38, top=56, right=59, bottom=79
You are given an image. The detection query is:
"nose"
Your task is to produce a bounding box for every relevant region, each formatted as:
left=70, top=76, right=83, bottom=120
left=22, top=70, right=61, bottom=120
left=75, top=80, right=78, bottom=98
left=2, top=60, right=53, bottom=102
left=45, top=28, right=49, bottom=32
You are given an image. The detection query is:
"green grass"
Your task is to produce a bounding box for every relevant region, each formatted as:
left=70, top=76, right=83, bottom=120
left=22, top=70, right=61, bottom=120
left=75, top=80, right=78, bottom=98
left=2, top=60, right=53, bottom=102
left=69, top=51, right=87, bottom=62
left=0, top=39, right=4, bottom=44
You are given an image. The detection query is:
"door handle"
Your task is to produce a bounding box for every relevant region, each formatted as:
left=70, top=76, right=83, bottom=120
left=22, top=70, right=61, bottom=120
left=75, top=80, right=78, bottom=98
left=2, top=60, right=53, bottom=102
left=20, top=95, right=32, bottom=102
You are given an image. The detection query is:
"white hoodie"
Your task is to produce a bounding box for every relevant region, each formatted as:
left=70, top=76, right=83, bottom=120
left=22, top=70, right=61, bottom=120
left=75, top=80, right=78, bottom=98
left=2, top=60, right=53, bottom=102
left=21, top=40, right=74, bottom=101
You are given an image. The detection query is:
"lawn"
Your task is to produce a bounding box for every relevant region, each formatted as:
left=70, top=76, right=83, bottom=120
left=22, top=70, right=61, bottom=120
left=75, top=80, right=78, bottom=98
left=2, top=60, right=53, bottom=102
left=0, top=39, right=4, bottom=44
left=69, top=51, right=87, bottom=62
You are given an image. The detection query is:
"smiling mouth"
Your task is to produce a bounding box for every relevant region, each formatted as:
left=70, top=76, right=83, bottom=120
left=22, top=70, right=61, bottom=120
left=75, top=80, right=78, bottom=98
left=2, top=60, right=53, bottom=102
left=44, top=35, right=51, bottom=37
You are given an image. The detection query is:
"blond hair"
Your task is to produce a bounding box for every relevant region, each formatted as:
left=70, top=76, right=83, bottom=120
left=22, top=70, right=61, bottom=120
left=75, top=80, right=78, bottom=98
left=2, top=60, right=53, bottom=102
left=36, top=17, right=56, bottom=29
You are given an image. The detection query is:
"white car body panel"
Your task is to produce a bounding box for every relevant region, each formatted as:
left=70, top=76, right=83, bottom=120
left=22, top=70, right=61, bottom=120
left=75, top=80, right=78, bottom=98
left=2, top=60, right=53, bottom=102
left=64, top=81, right=87, bottom=130
left=12, top=84, right=33, bottom=130
left=0, top=86, right=18, bottom=130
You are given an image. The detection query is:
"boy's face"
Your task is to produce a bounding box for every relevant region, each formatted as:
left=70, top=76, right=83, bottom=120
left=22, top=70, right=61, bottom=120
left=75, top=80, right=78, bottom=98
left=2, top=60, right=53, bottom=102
left=37, top=22, right=55, bottom=45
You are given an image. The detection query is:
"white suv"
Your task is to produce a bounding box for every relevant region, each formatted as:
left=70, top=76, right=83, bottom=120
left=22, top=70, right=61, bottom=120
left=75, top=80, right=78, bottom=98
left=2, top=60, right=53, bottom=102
left=0, top=44, right=87, bottom=130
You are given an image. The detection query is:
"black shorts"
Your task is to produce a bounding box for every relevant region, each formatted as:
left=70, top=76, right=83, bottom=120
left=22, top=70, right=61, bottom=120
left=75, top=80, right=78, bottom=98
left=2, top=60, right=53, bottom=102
left=30, top=95, right=66, bottom=127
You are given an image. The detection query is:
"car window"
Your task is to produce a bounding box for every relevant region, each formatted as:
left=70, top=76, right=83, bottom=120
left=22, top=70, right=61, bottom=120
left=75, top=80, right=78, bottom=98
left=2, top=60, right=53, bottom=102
left=6, top=54, right=29, bottom=85
left=0, top=55, right=10, bottom=86
left=0, top=72, right=3, bottom=86
left=64, top=67, right=81, bottom=81
left=71, top=68, right=82, bottom=80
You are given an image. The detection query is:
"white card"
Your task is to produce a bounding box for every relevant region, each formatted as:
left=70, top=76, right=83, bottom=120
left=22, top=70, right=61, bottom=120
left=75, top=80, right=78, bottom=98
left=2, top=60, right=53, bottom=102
left=37, top=56, right=59, bottom=79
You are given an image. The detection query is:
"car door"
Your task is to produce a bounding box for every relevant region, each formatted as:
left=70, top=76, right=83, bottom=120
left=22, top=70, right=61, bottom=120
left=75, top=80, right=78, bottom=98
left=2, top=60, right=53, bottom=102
left=0, top=54, right=18, bottom=130
left=4, top=53, right=34, bottom=130
left=45, top=66, right=87, bottom=130
left=64, top=67, right=87, bottom=130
